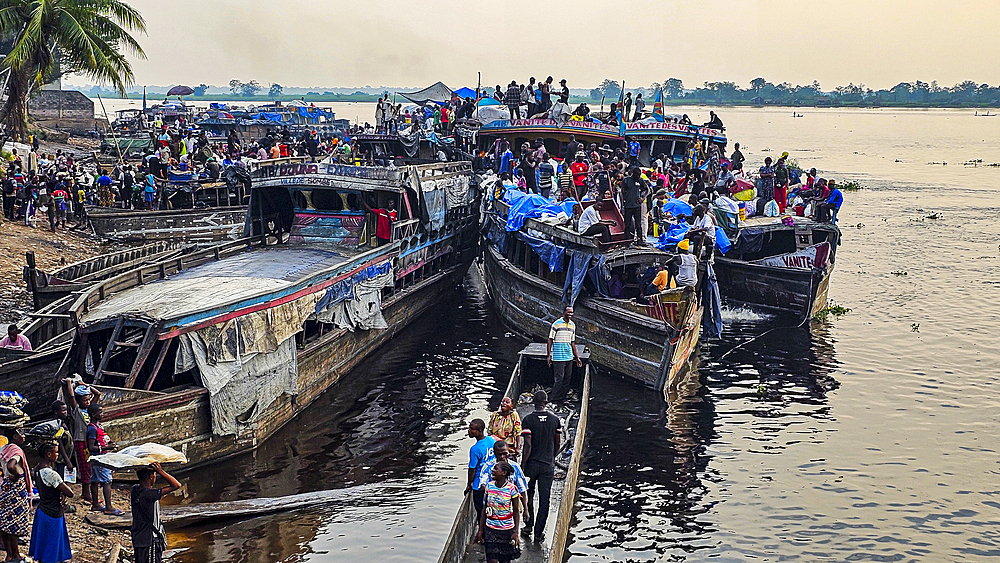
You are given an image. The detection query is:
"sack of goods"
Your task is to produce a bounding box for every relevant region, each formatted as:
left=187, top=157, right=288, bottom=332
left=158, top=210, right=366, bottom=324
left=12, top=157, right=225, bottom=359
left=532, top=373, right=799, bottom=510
left=25, top=420, right=67, bottom=444
left=0, top=392, right=29, bottom=428
left=89, top=442, right=188, bottom=470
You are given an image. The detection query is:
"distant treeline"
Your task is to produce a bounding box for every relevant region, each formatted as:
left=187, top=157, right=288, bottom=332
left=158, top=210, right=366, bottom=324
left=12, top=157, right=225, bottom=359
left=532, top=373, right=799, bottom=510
left=589, top=78, right=1000, bottom=107
left=75, top=77, right=1000, bottom=108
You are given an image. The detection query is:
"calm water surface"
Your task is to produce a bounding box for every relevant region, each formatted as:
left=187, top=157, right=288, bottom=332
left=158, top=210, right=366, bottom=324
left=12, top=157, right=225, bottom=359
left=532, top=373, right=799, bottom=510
left=164, top=107, right=999, bottom=562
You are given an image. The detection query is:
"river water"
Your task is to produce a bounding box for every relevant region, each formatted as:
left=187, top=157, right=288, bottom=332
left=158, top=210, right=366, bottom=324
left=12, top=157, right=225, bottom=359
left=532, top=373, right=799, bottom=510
left=160, top=106, right=1000, bottom=562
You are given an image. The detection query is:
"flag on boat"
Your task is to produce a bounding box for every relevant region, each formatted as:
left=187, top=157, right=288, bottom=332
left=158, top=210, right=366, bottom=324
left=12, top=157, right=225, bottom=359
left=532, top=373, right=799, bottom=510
left=618, top=80, right=627, bottom=136
left=651, top=88, right=664, bottom=122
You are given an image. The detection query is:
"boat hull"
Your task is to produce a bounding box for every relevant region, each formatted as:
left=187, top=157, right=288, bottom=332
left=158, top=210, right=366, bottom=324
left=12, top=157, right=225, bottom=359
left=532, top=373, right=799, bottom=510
left=482, top=245, right=699, bottom=388
left=714, top=257, right=833, bottom=323
left=101, top=259, right=473, bottom=470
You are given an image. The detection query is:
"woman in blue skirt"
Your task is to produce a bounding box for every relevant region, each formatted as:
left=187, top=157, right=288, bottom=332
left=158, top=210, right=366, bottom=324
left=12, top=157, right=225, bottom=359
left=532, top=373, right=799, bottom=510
left=30, top=442, right=73, bottom=563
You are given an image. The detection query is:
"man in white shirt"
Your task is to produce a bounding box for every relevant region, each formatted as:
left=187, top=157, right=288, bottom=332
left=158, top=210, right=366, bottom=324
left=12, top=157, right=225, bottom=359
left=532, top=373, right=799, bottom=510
left=690, top=204, right=716, bottom=260
left=673, top=240, right=698, bottom=287
left=576, top=200, right=615, bottom=243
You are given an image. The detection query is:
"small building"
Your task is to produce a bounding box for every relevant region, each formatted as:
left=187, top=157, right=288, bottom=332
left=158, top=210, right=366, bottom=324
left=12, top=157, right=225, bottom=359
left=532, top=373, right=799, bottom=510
left=28, top=89, right=101, bottom=134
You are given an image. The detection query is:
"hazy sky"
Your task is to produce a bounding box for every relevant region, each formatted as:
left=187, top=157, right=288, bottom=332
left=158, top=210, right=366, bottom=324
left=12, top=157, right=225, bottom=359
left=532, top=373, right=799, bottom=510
left=68, top=0, right=1000, bottom=91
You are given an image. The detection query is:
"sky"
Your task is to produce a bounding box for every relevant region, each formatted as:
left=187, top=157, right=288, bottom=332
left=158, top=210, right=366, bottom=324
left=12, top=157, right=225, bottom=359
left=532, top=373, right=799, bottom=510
left=66, top=0, right=1000, bottom=92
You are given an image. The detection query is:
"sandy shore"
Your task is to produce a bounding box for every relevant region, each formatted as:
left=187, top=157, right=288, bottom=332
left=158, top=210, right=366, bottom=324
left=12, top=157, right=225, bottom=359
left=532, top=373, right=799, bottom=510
left=0, top=220, right=108, bottom=323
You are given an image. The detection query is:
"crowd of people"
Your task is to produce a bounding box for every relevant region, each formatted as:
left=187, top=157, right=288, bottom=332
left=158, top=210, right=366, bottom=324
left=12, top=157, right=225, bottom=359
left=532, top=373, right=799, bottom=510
left=480, top=128, right=845, bottom=250
left=0, top=376, right=181, bottom=563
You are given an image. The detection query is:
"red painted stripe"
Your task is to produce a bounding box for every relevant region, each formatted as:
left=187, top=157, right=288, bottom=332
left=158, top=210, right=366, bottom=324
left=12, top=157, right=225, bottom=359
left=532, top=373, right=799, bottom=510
left=158, top=254, right=393, bottom=340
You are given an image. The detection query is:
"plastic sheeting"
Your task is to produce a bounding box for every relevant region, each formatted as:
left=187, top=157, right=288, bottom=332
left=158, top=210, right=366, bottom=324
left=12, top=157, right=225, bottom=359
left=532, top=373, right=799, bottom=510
left=503, top=189, right=577, bottom=232
left=653, top=222, right=691, bottom=250
left=702, top=263, right=723, bottom=338
left=714, top=226, right=732, bottom=255
left=519, top=232, right=565, bottom=273
left=398, top=81, right=454, bottom=105
left=562, top=250, right=594, bottom=305
left=176, top=332, right=298, bottom=437
left=662, top=198, right=693, bottom=218
left=314, top=261, right=393, bottom=331
left=472, top=105, right=510, bottom=125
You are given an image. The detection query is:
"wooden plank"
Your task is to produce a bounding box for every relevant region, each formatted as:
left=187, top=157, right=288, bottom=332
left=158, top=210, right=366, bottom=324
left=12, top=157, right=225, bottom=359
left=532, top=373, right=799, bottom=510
left=84, top=483, right=387, bottom=530
left=94, top=318, right=124, bottom=385
left=549, top=369, right=590, bottom=562
left=125, top=322, right=161, bottom=388
left=144, top=338, right=172, bottom=391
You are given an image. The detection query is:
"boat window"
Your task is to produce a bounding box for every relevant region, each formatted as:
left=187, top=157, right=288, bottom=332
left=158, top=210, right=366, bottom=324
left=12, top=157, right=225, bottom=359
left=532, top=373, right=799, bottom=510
left=312, top=189, right=345, bottom=211
left=293, top=190, right=310, bottom=210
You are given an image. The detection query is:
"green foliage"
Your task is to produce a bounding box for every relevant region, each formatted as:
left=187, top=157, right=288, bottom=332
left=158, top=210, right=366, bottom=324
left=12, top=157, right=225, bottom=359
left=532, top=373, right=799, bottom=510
left=192, top=83, right=209, bottom=96
left=0, top=0, right=146, bottom=139
left=268, top=83, right=283, bottom=99
left=839, top=180, right=865, bottom=191
left=813, top=300, right=852, bottom=322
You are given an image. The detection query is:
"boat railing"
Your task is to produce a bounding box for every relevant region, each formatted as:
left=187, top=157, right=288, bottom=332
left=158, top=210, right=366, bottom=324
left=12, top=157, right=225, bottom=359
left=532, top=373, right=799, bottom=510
left=68, top=235, right=265, bottom=326
left=46, top=242, right=182, bottom=284
left=392, top=218, right=420, bottom=242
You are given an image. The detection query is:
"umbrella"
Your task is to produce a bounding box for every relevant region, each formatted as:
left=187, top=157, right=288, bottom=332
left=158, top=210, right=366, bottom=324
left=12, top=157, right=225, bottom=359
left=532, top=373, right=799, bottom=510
left=166, top=85, right=194, bottom=96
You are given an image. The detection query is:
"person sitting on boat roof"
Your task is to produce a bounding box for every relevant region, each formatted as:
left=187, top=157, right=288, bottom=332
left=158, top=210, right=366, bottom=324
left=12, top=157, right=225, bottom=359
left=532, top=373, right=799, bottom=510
left=679, top=114, right=692, bottom=126
left=704, top=111, right=724, bottom=130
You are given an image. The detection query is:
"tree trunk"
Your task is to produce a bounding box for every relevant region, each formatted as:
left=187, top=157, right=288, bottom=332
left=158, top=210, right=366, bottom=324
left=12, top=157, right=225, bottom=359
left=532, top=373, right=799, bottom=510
left=1, top=68, right=33, bottom=142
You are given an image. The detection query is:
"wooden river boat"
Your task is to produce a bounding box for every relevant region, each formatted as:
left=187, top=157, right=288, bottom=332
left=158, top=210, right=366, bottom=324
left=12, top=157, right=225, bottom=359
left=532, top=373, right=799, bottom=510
left=482, top=194, right=701, bottom=392
left=17, top=160, right=480, bottom=469
left=713, top=215, right=841, bottom=323
left=438, top=343, right=591, bottom=563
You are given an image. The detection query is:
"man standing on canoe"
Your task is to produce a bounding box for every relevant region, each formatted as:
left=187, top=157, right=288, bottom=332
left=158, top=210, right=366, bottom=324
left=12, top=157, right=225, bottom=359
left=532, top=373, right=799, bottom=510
left=547, top=307, right=582, bottom=404
left=520, top=391, right=561, bottom=542
left=466, top=419, right=497, bottom=524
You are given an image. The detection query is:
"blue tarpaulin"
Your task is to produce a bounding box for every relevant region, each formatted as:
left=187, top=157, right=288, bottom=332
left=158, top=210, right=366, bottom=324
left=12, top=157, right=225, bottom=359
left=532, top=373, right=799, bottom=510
left=503, top=189, right=577, bottom=232
left=653, top=222, right=691, bottom=250
left=662, top=198, right=693, bottom=218
left=454, top=87, right=477, bottom=99
left=714, top=226, right=731, bottom=254
left=520, top=232, right=565, bottom=272
left=562, top=250, right=594, bottom=305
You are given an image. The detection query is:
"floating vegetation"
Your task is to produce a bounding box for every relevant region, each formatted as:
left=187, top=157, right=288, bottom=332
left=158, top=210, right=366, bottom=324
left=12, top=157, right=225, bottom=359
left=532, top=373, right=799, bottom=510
left=927, top=161, right=948, bottom=165
left=911, top=323, right=920, bottom=332
left=925, top=212, right=940, bottom=220
left=813, top=301, right=852, bottom=322
left=963, top=159, right=984, bottom=166
left=891, top=270, right=908, bottom=276
left=840, top=180, right=866, bottom=191
left=853, top=223, right=865, bottom=229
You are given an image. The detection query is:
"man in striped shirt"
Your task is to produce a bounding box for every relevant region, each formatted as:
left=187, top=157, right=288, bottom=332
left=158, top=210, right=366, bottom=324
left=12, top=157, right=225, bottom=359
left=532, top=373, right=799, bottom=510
left=546, top=306, right=582, bottom=403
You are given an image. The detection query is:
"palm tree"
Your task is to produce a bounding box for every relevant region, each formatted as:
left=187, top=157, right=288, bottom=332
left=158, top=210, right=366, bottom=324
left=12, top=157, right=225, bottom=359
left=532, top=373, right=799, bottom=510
left=0, top=0, right=146, bottom=140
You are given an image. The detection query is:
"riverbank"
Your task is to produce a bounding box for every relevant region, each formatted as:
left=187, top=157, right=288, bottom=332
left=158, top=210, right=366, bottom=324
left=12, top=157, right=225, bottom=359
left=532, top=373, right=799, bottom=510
left=62, top=487, right=133, bottom=563
left=0, top=220, right=105, bottom=323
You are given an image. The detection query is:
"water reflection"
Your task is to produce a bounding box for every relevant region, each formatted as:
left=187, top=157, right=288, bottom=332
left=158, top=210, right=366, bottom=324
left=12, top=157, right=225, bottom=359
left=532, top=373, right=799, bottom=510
left=168, top=275, right=521, bottom=563
left=567, top=321, right=840, bottom=562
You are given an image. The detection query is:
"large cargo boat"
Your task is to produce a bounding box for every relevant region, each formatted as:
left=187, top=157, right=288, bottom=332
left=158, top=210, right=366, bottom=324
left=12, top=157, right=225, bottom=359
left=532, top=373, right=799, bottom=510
left=482, top=193, right=702, bottom=392
left=21, top=160, right=479, bottom=468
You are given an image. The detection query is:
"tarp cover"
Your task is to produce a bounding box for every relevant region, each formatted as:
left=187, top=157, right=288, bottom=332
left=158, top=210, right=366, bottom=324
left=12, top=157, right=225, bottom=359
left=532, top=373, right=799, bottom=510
left=503, top=189, right=577, bottom=232
left=176, top=332, right=298, bottom=437
left=472, top=105, right=510, bottom=125
left=519, top=232, right=565, bottom=273
left=453, top=87, right=477, bottom=99
left=398, top=81, right=454, bottom=105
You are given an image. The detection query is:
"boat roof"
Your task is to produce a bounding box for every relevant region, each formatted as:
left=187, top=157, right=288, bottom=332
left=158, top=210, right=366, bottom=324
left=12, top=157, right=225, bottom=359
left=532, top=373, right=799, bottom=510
left=80, top=243, right=366, bottom=329
left=740, top=215, right=840, bottom=233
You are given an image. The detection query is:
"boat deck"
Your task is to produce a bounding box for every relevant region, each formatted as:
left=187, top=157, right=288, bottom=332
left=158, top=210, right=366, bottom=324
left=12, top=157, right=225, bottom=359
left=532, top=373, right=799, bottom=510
left=82, top=242, right=365, bottom=325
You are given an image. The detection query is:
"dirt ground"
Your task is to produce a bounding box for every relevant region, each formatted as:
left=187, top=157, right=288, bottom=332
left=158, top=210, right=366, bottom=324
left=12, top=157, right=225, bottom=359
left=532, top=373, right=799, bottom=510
left=0, top=219, right=107, bottom=323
